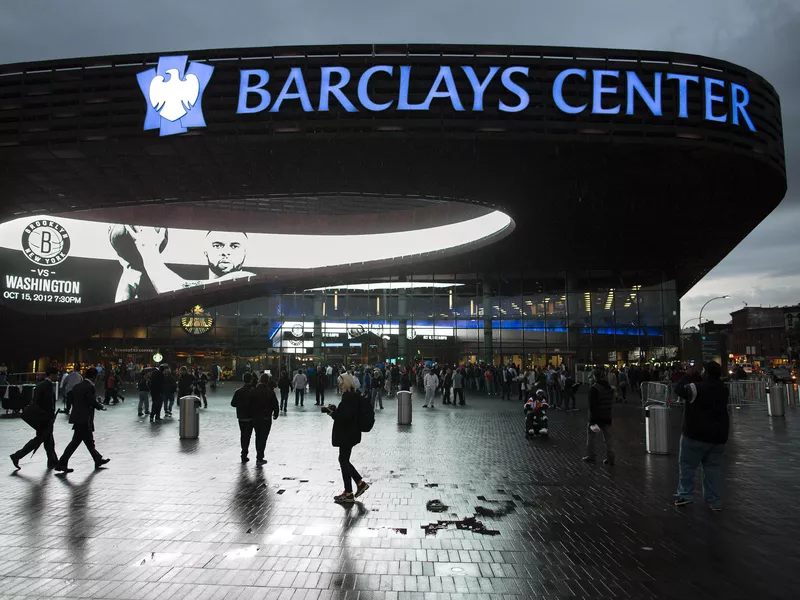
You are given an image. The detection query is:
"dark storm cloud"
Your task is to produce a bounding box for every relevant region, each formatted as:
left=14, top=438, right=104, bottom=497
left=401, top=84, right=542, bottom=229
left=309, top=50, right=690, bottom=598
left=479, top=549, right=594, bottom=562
left=0, top=0, right=797, bottom=324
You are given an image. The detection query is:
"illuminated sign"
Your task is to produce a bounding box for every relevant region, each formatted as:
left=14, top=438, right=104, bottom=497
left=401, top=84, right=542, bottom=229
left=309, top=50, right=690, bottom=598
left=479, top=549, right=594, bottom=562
left=153, top=352, right=163, bottom=363
left=137, top=56, right=214, bottom=136
left=138, top=56, right=758, bottom=133
left=0, top=212, right=510, bottom=313
left=181, top=305, right=214, bottom=335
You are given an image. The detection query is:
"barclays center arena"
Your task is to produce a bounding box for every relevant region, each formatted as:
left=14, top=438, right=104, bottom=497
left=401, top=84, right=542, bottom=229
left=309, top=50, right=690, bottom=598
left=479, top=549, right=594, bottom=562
left=0, top=43, right=786, bottom=374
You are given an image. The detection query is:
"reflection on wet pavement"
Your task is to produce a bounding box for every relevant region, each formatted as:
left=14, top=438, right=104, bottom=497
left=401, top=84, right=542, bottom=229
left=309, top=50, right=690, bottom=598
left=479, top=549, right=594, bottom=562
left=0, top=385, right=798, bottom=599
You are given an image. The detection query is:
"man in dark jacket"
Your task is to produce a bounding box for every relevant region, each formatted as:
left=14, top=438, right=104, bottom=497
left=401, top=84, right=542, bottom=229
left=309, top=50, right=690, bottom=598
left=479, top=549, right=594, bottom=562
left=10, top=367, right=60, bottom=470
left=583, top=369, right=614, bottom=465
left=674, top=361, right=729, bottom=510
left=177, top=366, right=194, bottom=400
left=315, top=370, right=327, bottom=406
left=55, top=368, right=110, bottom=473
left=231, top=373, right=256, bottom=463
left=149, top=365, right=165, bottom=422
left=252, top=374, right=280, bottom=465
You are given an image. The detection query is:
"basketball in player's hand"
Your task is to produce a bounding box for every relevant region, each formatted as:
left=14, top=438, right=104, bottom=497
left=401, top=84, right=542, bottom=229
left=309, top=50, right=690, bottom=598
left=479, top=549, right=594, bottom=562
left=109, top=225, right=168, bottom=270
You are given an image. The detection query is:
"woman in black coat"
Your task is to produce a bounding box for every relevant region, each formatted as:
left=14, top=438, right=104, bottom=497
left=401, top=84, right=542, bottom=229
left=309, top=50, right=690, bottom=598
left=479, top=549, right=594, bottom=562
left=325, top=373, right=370, bottom=503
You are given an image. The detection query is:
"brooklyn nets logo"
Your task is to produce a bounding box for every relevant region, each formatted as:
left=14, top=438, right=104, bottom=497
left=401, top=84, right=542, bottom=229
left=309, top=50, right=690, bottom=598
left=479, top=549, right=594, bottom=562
left=21, top=220, right=71, bottom=265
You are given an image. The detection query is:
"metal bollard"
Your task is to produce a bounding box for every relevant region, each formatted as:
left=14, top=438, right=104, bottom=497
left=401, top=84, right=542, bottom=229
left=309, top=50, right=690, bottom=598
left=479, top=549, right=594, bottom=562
left=179, top=395, right=202, bottom=438
left=645, top=404, right=670, bottom=454
left=766, top=385, right=786, bottom=418
left=396, top=390, right=412, bottom=425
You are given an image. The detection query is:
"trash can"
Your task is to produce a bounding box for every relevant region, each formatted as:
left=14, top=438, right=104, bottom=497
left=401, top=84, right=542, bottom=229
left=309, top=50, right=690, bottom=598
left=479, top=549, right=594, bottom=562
left=767, top=385, right=786, bottom=418
left=179, top=395, right=202, bottom=439
left=396, top=390, right=412, bottom=425
left=645, top=404, right=670, bottom=454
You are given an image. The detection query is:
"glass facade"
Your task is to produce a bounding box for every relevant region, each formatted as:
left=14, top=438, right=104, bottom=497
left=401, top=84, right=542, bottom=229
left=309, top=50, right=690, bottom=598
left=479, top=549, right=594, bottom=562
left=84, top=271, right=680, bottom=375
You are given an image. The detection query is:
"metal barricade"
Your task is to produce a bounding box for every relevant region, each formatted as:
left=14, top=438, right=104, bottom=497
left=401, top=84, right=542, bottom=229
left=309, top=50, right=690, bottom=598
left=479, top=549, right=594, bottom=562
left=726, top=380, right=766, bottom=409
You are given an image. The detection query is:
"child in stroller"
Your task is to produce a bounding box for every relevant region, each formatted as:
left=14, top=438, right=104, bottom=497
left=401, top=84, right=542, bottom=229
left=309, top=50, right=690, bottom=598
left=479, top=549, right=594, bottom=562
left=524, top=389, right=550, bottom=438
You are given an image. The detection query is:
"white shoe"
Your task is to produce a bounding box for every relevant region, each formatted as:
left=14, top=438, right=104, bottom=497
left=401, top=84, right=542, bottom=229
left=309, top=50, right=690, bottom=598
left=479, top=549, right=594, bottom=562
left=538, top=428, right=548, bottom=435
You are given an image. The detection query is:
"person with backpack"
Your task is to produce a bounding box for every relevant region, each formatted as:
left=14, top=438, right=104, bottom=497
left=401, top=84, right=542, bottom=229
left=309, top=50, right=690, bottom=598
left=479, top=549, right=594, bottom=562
left=583, top=369, right=614, bottom=465
left=324, top=373, right=371, bottom=503
left=231, top=373, right=256, bottom=463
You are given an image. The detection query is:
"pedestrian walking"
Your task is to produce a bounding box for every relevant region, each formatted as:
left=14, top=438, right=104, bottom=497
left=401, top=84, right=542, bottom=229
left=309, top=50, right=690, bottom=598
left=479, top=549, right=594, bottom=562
left=583, top=369, right=614, bottom=465
left=673, top=362, right=729, bottom=511
left=177, top=366, right=194, bottom=403
left=55, top=368, right=110, bottom=473
left=231, top=373, right=257, bottom=463
left=60, top=368, right=82, bottom=415
left=324, top=373, right=370, bottom=503
left=370, top=368, right=384, bottom=409
left=10, top=367, right=60, bottom=470
left=292, top=369, right=307, bottom=406
left=278, top=370, right=290, bottom=412
left=194, top=367, right=208, bottom=408
left=252, top=373, right=280, bottom=465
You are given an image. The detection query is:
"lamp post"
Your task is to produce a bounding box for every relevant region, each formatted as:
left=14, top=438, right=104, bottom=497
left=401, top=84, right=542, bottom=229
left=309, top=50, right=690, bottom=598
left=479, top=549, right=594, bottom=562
left=682, top=317, right=704, bottom=330
left=698, top=295, right=730, bottom=333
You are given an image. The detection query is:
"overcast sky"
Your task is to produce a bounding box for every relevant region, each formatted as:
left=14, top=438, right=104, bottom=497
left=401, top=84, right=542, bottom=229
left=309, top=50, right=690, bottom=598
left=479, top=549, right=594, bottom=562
left=1, top=0, right=797, bottom=325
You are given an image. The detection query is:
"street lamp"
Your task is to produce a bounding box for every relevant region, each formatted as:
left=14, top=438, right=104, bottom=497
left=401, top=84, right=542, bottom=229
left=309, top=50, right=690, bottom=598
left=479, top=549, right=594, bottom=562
left=698, top=295, right=730, bottom=332
left=682, top=317, right=704, bottom=330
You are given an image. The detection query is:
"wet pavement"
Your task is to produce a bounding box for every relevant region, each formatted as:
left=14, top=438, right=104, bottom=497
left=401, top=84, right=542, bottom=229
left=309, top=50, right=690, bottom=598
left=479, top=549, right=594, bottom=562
left=1, top=384, right=798, bottom=599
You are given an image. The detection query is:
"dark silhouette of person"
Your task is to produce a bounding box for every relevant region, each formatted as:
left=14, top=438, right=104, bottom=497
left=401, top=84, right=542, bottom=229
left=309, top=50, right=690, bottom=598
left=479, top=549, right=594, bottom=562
left=55, top=368, right=110, bottom=473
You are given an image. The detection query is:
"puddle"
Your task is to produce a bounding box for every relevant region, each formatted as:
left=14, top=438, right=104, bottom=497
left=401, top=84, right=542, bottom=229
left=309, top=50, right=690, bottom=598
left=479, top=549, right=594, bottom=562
left=426, top=499, right=449, bottom=513
left=424, top=483, right=439, bottom=488
left=282, top=477, right=296, bottom=480
left=474, top=502, right=516, bottom=518
left=422, top=517, right=500, bottom=536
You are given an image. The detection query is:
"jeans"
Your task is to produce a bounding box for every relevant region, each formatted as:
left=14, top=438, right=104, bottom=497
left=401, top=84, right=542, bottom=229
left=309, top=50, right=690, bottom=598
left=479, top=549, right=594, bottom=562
left=371, top=388, right=383, bottom=409
left=138, top=391, right=150, bottom=414
left=238, top=420, right=254, bottom=458
left=676, top=435, right=725, bottom=507
left=12, top=421, right=58, bottom=465
left=586, top=422, right=614, bottom=462
left=424, top=387, right=435, bottom=406
left=164, top=392, right=175, bottom=415
left=280, top=390, right=288, bottom=411
left=338, top=445, right=362, bottom=494
left=453, top=388, right=465, bottom=405
left=295, top=388, right=304, bottom=406
left=59, top=424, right=102, bottom=467
left=254, top=419, right=272, bottom=460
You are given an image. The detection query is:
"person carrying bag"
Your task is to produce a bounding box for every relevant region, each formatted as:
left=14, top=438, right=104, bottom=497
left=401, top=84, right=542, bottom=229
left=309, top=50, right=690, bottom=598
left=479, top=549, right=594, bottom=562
left=10, top=367, right=60, bottom=470
left=324, top=373, right=372, bottom=503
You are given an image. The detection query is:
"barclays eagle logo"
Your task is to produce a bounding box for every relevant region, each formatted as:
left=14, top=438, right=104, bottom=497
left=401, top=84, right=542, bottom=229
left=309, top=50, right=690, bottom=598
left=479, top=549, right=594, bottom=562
left=137, top=55, right=214, bottom=136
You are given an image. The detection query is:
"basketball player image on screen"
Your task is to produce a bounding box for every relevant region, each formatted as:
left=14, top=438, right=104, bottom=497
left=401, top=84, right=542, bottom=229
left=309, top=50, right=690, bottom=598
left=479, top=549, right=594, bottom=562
left=113, top=225, right=255, bottom=302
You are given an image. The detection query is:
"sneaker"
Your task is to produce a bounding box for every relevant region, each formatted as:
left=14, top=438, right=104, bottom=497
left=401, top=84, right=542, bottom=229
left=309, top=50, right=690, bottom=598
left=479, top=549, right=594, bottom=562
left=603, top=458, right=614, bottom=465
left=10, top=455, right=20, bottom=470
left=334, top=492, right=354, bottom=504
left=582, top=456, right=596, bottom=463
left=674, top=498, right=693, bottom=507
left=354, top=481, right=370, bottom=498
left=95, top=458, right=111, bottom=470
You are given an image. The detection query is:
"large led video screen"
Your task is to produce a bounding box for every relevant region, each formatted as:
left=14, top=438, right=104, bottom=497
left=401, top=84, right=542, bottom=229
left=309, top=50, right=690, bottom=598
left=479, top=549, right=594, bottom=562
left=0, top=212, right=511, bottom=312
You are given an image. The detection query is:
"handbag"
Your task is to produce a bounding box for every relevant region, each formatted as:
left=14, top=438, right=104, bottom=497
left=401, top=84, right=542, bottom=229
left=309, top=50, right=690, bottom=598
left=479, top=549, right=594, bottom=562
left=21, top=402, right=51, bottom=431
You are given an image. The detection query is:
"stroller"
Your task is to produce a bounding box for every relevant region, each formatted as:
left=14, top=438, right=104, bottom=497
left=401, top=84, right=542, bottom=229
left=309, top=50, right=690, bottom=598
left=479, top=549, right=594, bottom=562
left=524, top=390, right=550, bottom=438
